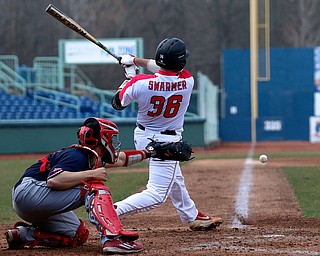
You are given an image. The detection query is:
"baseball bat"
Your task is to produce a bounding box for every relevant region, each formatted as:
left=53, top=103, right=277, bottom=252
left=45, top=4, right=121, bottom=62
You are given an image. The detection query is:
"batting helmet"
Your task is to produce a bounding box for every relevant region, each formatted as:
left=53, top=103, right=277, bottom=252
left=77, top=117, right=121, bottom=164
left=155, top=37, right=189, bottom=71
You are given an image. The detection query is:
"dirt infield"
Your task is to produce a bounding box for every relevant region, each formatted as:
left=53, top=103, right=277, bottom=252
left=1, top=142, right=320, bottom=255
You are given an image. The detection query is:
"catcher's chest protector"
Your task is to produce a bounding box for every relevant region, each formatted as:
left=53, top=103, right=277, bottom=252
left=84, top=181, right=138, bottom=240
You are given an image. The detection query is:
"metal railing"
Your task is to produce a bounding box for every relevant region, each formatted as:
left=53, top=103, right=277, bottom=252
left=1, top=56, right=95, bottom=91
left=33, top=87, right=81, bottom=114
left=65, top=64, right=95, bottom=89
left=0, top=54, right=203, bottom=120
left=0, top=61, right=27, bottom=95
left=71, top=83, right=139, bottom=117
left=33, top=56, right=63, bottom=88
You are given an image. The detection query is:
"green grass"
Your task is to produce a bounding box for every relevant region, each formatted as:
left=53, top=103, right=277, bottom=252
left=0, top=159, right=148, bottom=224
left=282, top=166, right=320, bottom=218
left=0, top=159, right=36, bottom=223
left=195, top=151, right=320, bottom=160
left=74, top=171, right=149, bottom=219
left=196, top=151, right=320, bottom=218
left=1, top=151, right=320, bottom=223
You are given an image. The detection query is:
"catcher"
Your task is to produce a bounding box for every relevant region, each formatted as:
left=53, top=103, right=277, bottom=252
left=5, top=117, right=163, bottom=254
left=112, top=37, right=223, bottom=231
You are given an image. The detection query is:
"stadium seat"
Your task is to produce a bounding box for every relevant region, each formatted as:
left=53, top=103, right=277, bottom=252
left=0, top=88, right=138, bottom=119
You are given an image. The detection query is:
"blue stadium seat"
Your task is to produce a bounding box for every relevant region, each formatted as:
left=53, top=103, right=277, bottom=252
left=0, top=105, right=8, bottom=113
left=0, top=90, right=137, bottom=120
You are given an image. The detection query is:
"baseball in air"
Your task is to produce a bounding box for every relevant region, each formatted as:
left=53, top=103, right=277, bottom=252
left=259, top=154, right=268, bottom=163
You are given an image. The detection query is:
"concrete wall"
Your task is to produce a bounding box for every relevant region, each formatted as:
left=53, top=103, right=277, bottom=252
left=0, top=118, right=205, bottom=154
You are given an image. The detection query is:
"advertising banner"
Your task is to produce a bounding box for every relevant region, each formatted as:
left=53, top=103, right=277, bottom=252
left=309, top=116, right=320, bottom=143
left=315, top=93, right=320, bottom=116
left=314, top=47, right=320, bottom=92
left=61, top=38, right=142, bottom=64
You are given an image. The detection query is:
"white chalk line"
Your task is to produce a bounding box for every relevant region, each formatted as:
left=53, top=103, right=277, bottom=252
left=130, top=149, right=320, bottom=256
left=185, top=242, right=320, bottom=255
left=231, top=143, right=255, bottom=228
left=226, top=145, right=320, bottom=255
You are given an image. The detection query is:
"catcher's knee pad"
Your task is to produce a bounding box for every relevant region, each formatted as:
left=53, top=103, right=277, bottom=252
left=84, top=181, right=139, bottom=240
left=72, top=219, right=89, bottom=247
left=33, top=228, right=75, bottom=248
left=30, top=219, right=88, bottom=248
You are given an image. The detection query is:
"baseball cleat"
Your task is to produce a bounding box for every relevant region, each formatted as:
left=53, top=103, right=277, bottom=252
left=189, top=211, right=223, bottom=231
left=5, top=222, right=33, bottom=249
left=5, top=228, right=25, bottom=249
left=103, top=237, right=143, bottom=254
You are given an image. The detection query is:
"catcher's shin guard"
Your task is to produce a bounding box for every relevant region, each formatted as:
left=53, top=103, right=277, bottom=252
left=83, top=181, right=139, bottom=240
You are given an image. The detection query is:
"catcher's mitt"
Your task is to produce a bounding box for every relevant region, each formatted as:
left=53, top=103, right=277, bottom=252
left=145, top=139, right=194, bottom=161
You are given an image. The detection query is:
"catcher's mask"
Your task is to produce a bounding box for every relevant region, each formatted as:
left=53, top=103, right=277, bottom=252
left=155, top=37, right=190, bottom=72
left=77, top=117, right=122, bottom=164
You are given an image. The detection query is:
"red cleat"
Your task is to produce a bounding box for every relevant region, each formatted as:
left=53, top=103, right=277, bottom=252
left=189, top=211, right=223, bottom=231
left=103, top=237, right=143, bottom=254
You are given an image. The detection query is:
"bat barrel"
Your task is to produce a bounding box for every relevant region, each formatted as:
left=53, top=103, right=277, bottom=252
left=45, top=4, right=54, bottom=12
left=46, top=4, right=121, bottom=62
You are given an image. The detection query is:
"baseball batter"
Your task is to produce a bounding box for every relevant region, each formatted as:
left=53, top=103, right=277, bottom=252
left=4, top=117, right=158, bottom=254
left=112, top=37, right=223, bottom=230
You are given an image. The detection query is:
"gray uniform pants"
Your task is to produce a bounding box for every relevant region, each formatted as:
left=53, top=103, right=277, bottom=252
left=12, top=177, right=83, bottom=242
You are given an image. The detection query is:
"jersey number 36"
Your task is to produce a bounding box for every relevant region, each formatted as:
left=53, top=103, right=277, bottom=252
left=148, top=95, right=183, bottom=118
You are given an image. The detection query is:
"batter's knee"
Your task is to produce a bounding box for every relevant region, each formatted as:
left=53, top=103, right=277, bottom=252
left=154, top=196, right=166, bottom=206
left=147, top=191, right=167, bottom=209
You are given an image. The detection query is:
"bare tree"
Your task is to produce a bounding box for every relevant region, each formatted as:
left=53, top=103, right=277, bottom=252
left=272, top=0, right=320, bottom=47
left=2, top=0, right=320, bottom=87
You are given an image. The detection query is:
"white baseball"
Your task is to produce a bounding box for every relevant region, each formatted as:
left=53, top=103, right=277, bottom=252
left=259, top=154, right=268, bottom=163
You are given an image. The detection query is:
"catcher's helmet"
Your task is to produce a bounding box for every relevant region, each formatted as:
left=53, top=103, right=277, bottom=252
left=77, top=117, right=121, bottom=164
left=155, top=37, right=189, bottom=71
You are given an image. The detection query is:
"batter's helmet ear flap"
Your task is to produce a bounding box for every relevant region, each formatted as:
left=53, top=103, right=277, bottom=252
left=77, top=126, right=99, bottom=148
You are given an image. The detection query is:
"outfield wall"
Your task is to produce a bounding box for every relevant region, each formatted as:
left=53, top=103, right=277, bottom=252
left=220, top=48, right=314, bottom=141
left=0, top=118, right=205, bottom=154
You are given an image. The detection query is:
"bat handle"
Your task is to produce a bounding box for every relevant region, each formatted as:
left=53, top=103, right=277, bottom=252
left=96, top=41, right=121, bottom=62
left=113, top=54, right=122, bottom=63
left=109, top=51, right=121, bottom=62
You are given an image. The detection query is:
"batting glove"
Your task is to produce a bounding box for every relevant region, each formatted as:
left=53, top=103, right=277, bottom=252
left=124, top=65, right=139, bottom=79
left=119, top=54, right=136, bottom=67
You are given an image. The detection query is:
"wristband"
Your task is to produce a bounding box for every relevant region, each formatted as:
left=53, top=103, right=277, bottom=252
left=142, top=149, right=151, bottom=158
left=147, top=59, right=160, bottom=73
left=122, top=150, right=147, bottom=166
